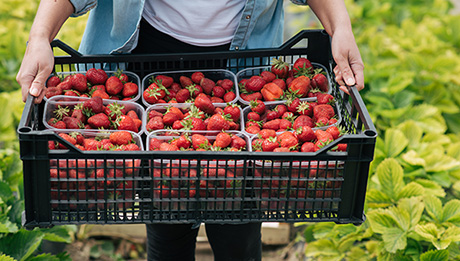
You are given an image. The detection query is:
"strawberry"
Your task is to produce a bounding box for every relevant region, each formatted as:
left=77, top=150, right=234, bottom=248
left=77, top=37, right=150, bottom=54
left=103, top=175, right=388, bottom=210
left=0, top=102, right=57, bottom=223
left=279, top=119, right=292, bottom=130
left=315, top=129, right=334, bottom=146
left=297, top=101, right=313, bottom=116
left=45, top=86, right=62, bottom=99
left=288, top=76, right=310, bottom=98
left=159, top=142, right=179, bottom=151
left=70, top=73, right=88, bottom=93
left=230, top=135, right=246, bottom=150
left=47, top=75, right=62, bottom=87
left=293, top=115, right=314, bottom=129
left=245, top=76, right=265, bottom=92
left=262, top=137, right=279, bottom=152
left=186, top=84, right=203, bottom=98
left=171, top=135, right=192, bottom=149
left=105, top=76, right=124, bottom=95
left=149, top=138, right=162, bottom=150
left=48, top=118, right=66, bottom=129
left=270, top=58, right=290, bottom=79
left=258, top=129, right=277, bottom=139
left=82, top=96, right=104, bottom=115
left=273, top=147, right=290, bottom=152
left=247, top=112, right=261, bottom=121
left=62, top=116, right=83, bottom=129
left=192, top=134, right=210, bottom=149
left=301, top=142, right=317, bottom=152
left=115, top=115, right=138, bottom=132
left=292, top=57, right=313, bottom=76
left=250, top=100, right=266, bottom=115
left=260, top=71, right=276, bottom=83
left=315, top=117, right=329, bottom=127
left=105, top=102, right=125, bottom=120
left=326, top=126, right=344, bottom=140
left=86, top=68, right=108, bottom=85
left=155, top=75, right=173, bottom=88
left=53, top=105, right=71, bottom=121
left=316, top=93, right=334, bottom=105
left=180, top=76, right=194, bottom=88
left=212, top=86, right=225, bottom=98
left=122, top=82, right=139, bottom=98
left=241, top=92, right=263, bottom=102
left=245, top=125, right=261, bottom=134
left=295, top=126, right=316, bottom=143
left=262, top=119, right=281, bottom=130
left=265, top=110, right=280, bottom=121
left=71, top=108, right=87, bottom=123
left=287, top=97, right=301, bottom=113
left=272, top=78, right=286, bottom=91
left=115, top=70, right=129, bottom=83
left=200, top=78, right=216, bottom=95
left=163, top=111, right=183, bottom=126
left=194, top=93, right=215, bottom=114
left=223, top=104, right=241, bottom=122
left=313, top=104, right=335, bottom=120
left=219, top=79, right=234, bottom=91
left=64, top=89, right=80, bottom=97
left=92, top=89, right=110, bottom=99
left=146, top=116, right=164, bottom=131
left=58, top=133, right=77, bottom=149
left=214, top=132, right=232, bottom=148
left=191, top=72, right=205, bottom=84
left=57, top=81, right=72, bottom=92
left=261, top=83, right=284, bottom=101
left=88, top=113, right=111, bottom=129
left=277, top=132, right=298, bottom=149
left=144, top=82, right=167, bottom=104
left=223, top=91, right=236, bottom=103
left=207, top=114, right=231, bottom=131
left=311, top=73, right=328, bottom=92
left=109, top=131, right=134, bottom=145
left=175, top=89, right=191, bottom=103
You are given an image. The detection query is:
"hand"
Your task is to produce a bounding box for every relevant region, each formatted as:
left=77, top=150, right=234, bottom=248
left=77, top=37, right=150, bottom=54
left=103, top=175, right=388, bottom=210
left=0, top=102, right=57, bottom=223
left=16, top=38, right=54, bottom=103
left=331, top=29, right=364, bottom=94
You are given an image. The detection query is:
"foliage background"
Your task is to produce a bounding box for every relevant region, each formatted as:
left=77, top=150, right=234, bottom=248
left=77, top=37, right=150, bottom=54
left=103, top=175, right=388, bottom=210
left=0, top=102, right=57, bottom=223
left=1, top=0, right=460, bottom=260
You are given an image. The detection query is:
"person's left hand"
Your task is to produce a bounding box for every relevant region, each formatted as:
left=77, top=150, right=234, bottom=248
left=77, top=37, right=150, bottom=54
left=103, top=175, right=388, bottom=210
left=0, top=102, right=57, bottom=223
left=330, top=29, right=364, bottom=94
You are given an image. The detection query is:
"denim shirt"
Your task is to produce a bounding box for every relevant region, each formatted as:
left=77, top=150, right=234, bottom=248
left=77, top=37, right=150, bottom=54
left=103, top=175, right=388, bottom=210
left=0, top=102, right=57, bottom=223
left=70, top=0, right=308, bottom=55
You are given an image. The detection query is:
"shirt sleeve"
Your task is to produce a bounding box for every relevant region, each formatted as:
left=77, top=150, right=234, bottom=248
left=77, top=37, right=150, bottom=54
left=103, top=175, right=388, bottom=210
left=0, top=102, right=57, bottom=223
left=69, top=0, right=98, bottom=17
left=290, top=0, right=309, bottom=5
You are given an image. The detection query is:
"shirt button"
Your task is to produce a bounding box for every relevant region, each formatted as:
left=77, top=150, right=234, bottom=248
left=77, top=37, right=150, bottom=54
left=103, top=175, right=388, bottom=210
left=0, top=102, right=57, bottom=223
left=235, top=46, right=239, bottom=50
left=246, top=15, right=251, bottom=19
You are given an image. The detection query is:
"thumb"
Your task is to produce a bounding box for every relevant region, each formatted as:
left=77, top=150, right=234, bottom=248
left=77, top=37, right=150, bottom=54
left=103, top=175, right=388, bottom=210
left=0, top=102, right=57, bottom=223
left=29, top=69, right=50, bottom=97
left=336, top=56, right=356, bottom=87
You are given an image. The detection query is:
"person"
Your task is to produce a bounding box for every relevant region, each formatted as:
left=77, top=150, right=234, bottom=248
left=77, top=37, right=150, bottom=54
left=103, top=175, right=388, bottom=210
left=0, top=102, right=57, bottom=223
left=16, top=1, right=364, bottom=260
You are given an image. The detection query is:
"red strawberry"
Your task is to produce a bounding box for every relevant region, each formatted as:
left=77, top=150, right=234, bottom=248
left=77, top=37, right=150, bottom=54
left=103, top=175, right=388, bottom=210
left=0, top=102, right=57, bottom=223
left=57, top=81, right=72, bottom=92
left=180, top=76, right=194, bottom=88
left=70, top=73, right=88, bottom=92
left=273, top=147, right=290, bottom=152
left=214, top=132, right=232, bottom=148
left=92, top=89, right=110, bottom=99
left=88, top=113, right=111, bottom=129
left=260, top=71, right=276, bottom=83
left=175, top=89, right=191, bottom=103
left=47, top=75, right=62, bottom=87
left=277, top=132, right=298, bottom=149
left=295, top=126, right=316, bottom=143
left=146, top=116, right=164, bottom=132
left=270, top=58, right=290, bottom=79
left=261, top=82, right=284, bottom=101
left=316, top=93, right=334, bottom=105
left=258, top=129, right=277, bottom=139
left=250, top=100, right=266, bottom=115
left=301, top=142, right=318, bottom=152
left=292, top=57, right=313, bottom=76
left=149, top=138, right=162, bottom=150
left=48, top=118, right=66, bottom=129
left=315, top=129, right=334, bottom=146
left=230, top=135, right=246, bottom=150
left=288, top=76, right=310, bottom=98
left=83, top=138, right=102, bottom=151
left=266, top=110, right=280, bottom=121
left=82, top=96, right=104, bottom=115
left=207, top=114, right=231, bottom=131
left=223, top=91, right=236, bottom=103
left=219, top=79, right=234, bottom=91
left=115, top=115, right=138, bottom=132
left=313, top=104, right=335, bottom=120
left=62, top=116, right=82, bottom=129
left=245, top=125, right=261, bottom=134
left=293, top=115, right=314, bottom=129
left=106, top=76, right=124, bottom=95
left=223, top=104, right=241, bottom=122
left=326, top=126, right=344, bottom=140
left=155, top=75, right=173, bottom=88
left=191, top=72, right=205, bottom=84
left=241, top=92, right=263, bottom=102
left=122, top=82, right=139, bottom=98
left=159, top=142, right=179, bottom=151
left=245, top=76, right=265, bottom=92
left=287, top=97, right=301, bottom=113
left=262, top=137, right=279, bottom=152
left=279, top=119, right=292, bottom=130
left=186, top=84, right=203, bottom=98
left=71, top=109, right=87, bottom=123
left=262, top=119, right=280, bottom=130
left=272, top=78, right=286, bottom=91
left=86, top=68, right=108, bottom=85
left=311, top=73, right=328, bottom=92
left=109, top=131, right=134, bottom=145
left=200, top=78, right=216, bottom=95
left=163, top=111, right=183, bottom=126
left=212, top=86, right=225, bottom=98
left=297, top=101, right=313, bottom=116
left=58, top=133, right=77, bottom=149
left=171, top=135, right=192, bottom=149
left=194, top=93, right=215, bottom=114
left=192, top=134, right=210, bottom=150
left=45, top=86, right=62, bottom=99
left=247, top=112, right=261, bottom=121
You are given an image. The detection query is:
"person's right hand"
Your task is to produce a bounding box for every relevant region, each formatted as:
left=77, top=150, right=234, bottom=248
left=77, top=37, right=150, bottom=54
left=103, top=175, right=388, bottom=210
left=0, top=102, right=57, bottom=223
left=16, top=38, right=54, bottom=103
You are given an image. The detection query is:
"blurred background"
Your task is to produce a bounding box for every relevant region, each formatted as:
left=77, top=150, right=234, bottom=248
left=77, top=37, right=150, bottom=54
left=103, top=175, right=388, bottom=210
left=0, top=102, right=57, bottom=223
left=1, top=0, right=460, bottom=260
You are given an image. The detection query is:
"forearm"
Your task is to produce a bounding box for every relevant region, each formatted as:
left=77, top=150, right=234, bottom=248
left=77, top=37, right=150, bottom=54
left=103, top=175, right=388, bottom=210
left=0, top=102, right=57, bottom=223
left=28, top=0, right=75, bottom=43
left=307, top=0, right=352, bottom=36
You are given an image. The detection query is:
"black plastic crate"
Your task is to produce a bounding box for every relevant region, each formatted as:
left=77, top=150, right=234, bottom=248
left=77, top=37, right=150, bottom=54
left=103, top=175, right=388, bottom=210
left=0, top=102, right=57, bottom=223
left=18, top=30, right=377, bottom=228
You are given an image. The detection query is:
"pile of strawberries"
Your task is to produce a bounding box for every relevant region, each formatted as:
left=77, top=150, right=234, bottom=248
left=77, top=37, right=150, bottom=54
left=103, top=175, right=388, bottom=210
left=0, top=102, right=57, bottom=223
left=46, top=96, right=142, bottom=133
left=143, top=71, right=237, bottom=105
left=49, top=130, right=141, bottom=151
left=46, top=69, right=139, bottom=101
left=145, top=98, right=242, bottom=133
left=239, top=57, right=329, bottom=103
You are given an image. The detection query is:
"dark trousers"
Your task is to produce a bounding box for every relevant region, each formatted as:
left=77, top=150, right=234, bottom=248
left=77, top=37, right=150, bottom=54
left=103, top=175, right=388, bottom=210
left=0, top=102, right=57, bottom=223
left=134, top=19, right=261, bottom=261
left=146, top=223, right=262, bottom=261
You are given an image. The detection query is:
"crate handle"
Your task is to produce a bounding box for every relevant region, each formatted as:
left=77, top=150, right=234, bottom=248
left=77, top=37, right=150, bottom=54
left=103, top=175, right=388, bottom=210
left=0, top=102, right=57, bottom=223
left=280, top=29, right=328, bottom=50
left=345, top=85, right=377, bottom=137
left=51, top=39, right=82, bottom=58
left=18, top=94, right=39, bottom=133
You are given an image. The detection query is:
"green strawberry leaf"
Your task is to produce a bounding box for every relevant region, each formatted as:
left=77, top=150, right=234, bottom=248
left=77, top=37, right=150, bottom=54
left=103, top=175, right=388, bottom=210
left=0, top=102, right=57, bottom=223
left=381, top=227, right=407, bottom=253
left=366, top=188, right=393, bottom=209
left=0, top=229, right=44, bottom=261
left=397, top=182, right=424, bottom=200
left=397, top=120, right=422, bottom=149
left=384, top=129, right=408, bottom=158
left=424, top=195, right=444, bottom=223
left=441, top=199, right=460, bottom=224
left=375, top=158, right=404, bottom=200
left=420, top=249, right=449, bottom=261
left=414, top=179, right=446, bottom=198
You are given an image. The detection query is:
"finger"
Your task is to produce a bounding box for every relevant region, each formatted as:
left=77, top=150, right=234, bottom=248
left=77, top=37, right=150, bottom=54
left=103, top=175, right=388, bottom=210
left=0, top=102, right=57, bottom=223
left=351, top=64, right=365, bottom=91
left=17, top=73, right=34, bottom=103
left=335, top=56, right=356, bottom=87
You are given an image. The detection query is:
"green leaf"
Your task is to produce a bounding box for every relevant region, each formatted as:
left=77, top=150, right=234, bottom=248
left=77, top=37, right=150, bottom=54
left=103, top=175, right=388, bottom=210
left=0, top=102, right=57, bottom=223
left=366, top=189, right=393, bottom=208
left=397, top=120, right=422, bottom=149
left=0, top=229, right=44, bottom=261
left=41, top=226, right=76, bottom=244
left=415, top=179, right=445, bottom=198
left=401, top=150, right=425, bottom=167
left=398, top=197, right=424, bottom=228
left=420, top=249, right=449, bottom=261
left=424, top=195, right=443, bottom=222
left=0, top=254, right=16, bottom=261
left=424, top=154, right=460, bottom=173
left=441, top=199, right=460, bottom=224
left=367, top=210, right=397, bottom=234
left=27, top=253, right=60, bottom=261
left=384, top=129, right=408, bottom=158
left=304, top=239, right=340, bottom=258
left=0, top=180, right=13, bottom=200
left=376, top=158, right=404, bottom=200
left=382, top=227, right=407, bottom=253
left=397, top=182, right=425, bottom=199
left=447, top=142, right=460, bottom=160
left=0, top=216, right=18, bottom=234
left=415, top=223, right=438, bottom=241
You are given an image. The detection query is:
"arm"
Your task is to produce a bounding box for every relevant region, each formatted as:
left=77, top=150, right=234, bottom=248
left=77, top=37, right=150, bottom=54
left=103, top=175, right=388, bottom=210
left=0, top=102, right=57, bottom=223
left=308, top=0, right=364, bottom=93
left=16, top=0, right=75, bottom=103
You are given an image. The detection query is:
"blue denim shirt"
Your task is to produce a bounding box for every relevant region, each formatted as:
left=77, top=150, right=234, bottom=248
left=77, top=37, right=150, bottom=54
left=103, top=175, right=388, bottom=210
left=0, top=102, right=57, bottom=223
left=70, top=0, right=308, bottom=55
